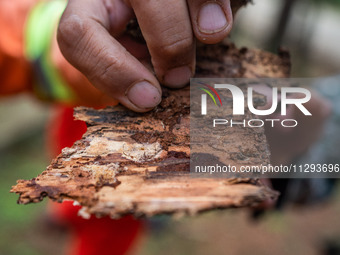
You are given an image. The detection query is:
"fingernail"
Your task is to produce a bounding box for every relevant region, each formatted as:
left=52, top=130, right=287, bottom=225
left=198, top=3, right=227, bottom=33
left=127, top=81, right=161, bottom=109
left=164, top=66, right=192, bottom=88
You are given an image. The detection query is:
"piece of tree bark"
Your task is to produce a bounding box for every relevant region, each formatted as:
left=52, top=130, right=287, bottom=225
left=11, top=41, right=289, bottom=218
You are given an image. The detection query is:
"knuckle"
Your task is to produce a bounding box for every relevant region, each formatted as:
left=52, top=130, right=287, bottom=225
left=57, top=13, right=90, bottom=53
left=57, top=13, right=99, bottom=73
left=158, top=34, right=193, bottom=59
left=88, top=51, right=125, bottom=84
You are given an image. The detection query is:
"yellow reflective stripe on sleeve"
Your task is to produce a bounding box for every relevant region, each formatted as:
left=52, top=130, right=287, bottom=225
left=25, top=0, right=74, bottom=103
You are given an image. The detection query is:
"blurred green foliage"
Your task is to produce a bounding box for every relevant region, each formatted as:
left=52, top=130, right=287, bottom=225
left=0, top=132, right=49, bottom=255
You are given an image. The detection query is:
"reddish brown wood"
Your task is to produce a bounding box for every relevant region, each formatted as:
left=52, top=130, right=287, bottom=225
left=11, top=41, right=289, bottom=218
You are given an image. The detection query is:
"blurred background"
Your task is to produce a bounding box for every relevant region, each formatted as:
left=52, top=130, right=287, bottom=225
left=1, top=0, right=340, bottom=254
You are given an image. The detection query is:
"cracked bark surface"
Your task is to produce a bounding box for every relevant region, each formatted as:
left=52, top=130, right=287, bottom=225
left=11, top=41, right=289, bottom=218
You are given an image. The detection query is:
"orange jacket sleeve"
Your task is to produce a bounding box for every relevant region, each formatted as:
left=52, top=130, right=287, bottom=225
left=0, top=0, right=116, bottom=108
left=0, top=0, right=37, bottom=96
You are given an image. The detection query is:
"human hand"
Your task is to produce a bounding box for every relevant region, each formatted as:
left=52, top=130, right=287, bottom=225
left=252, top=85, right=331, bottom=165
left=265, top=90, right=331, bottom=165
left=57, top=0, right=233, bottom=112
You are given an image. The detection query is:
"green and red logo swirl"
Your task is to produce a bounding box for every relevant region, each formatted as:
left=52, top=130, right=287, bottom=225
left=197, top=82, right=223, bottom=107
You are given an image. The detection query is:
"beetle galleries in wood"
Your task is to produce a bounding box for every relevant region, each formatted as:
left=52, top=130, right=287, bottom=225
left=9, top=0, right=290, bottom=219
left=11, top=40, right=288, bottom=218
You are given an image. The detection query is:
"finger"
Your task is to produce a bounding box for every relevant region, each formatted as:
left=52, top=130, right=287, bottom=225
left=188, top=0, right=233, bottom=44
left=104, top=0, right=134, bottom=36
left=129, top=0, right=195, bottom=88
left=57, top=0, right=161, bottom=112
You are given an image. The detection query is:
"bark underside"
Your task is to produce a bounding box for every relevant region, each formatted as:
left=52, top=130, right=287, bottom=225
left=11, top=41, right=290, bottom=218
